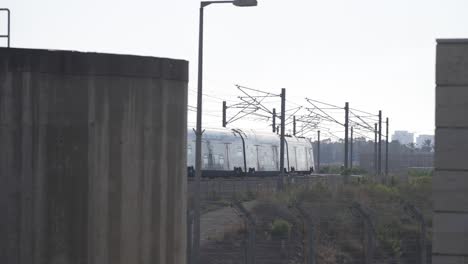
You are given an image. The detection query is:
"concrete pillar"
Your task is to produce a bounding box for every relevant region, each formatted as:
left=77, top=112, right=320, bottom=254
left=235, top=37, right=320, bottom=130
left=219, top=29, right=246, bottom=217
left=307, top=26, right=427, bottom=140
left=433, top=39, right=468, bottom=264
left=0, top=48, right=188, bottom=264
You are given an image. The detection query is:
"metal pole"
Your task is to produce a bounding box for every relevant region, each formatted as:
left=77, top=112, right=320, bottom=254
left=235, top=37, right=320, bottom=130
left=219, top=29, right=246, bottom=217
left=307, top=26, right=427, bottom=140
left=187, top=210, right=194, bottom=264
left=353, top=204, right=375, bottom=264
left=193, top=4, right=206, bottom=263
left=293, top=116, right=296, bottom=136
left=344, top=102, right=349, bottom=169
left=278, top=88, right=286, bottom=191
left=233, top=201, right=256, bottom=264
left=350, top=127, right=353, bottom=169
left=193, top=3, right=256, bottom=262
left=317, top=130, right=320, bottom=173
left=378, top=110, right=382, bottom=176
left=365, top=222, right=374, bottom=264
left=404, top=203, right=426, bottom=264
left=307, top=223, right=316, bottom=264
left=374, top=123, right=378, bottom=176
left=385, top=117, right=389, bottom=176
left=421, top=219, right=427, bottom=264
left=295, top=204, right=316, bottom=264
left=272, top=108, right=276, bottom=133
left=222, top=101, right=227, bottom=127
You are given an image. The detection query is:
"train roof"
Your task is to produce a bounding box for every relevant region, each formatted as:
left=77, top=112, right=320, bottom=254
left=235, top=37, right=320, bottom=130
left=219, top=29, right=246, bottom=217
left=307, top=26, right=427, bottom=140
left=238, top=129, right=280, bottom=145
left=187, top=127, right=312, bottom=145
left=187, top=127, right=238, bottom=140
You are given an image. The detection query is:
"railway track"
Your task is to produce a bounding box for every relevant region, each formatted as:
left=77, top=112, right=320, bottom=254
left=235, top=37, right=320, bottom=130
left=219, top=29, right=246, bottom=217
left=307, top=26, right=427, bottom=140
left=187, top=173, right=342, bottom=182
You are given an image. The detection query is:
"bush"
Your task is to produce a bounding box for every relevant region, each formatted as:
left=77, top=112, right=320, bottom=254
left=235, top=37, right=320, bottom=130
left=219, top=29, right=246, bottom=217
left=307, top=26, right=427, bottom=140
left=319, top=165, right=342, bottom=174
left=342, top=167, right=368, bottom=176
left=376, top=220, right=403, bottom=258
left=407, top=168, right=433, bottom=178
left=270, top=219, right=291, bottom=238
left=409, top=176, right=432, bottom=188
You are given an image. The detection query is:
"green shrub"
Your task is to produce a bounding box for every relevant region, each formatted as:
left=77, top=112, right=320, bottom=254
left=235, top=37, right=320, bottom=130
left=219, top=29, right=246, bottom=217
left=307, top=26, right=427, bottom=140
left=409, top=176, right=432, bottom=188
left=270, top=219, right=291, bottom=238
left=407, top=168, right=433, bottom=177
left=350, top=166, right=367, bottom=175
left=377, top=221, right=403, bottom=258
left=319, top=165, right=342, bottom=174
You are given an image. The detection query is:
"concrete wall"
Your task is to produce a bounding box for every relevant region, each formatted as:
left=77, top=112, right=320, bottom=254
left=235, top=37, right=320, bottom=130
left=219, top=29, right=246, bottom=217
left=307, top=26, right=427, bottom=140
left=433, top=39, right=468, bottom=263
left=0, top=48, right=188, bottom=264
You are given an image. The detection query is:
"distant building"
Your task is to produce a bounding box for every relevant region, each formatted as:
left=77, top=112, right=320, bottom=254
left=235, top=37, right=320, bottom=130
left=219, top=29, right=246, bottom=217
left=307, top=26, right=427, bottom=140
left=391, top=130, right=414, bottom=145
left=416, top=134, right=434, bottom=147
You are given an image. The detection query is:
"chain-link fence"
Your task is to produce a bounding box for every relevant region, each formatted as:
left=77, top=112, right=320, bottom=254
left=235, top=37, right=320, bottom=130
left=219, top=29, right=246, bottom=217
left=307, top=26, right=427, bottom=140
left=188, top=174, right=432, bottom=264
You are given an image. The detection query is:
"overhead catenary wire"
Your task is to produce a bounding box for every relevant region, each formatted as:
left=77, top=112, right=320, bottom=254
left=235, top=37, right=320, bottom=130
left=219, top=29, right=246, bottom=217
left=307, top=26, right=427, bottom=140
left=191, top=84, right=389, bottom=143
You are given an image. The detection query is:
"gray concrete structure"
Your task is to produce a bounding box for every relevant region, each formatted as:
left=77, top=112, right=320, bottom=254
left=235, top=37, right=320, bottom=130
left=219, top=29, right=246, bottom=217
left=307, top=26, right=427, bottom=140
left=434, top=39, right=468, bottom=263
left=0, top=48, right=188, bottom=264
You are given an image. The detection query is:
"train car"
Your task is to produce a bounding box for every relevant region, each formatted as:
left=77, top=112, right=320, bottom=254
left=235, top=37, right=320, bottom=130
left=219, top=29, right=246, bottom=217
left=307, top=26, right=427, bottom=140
left=187, top=128, right=245, bottom=178
left=285, top=136, right=315, bottom=173
left=240, top=129, right=280, bottom=176
left=187, top=127, right=315, bottom=178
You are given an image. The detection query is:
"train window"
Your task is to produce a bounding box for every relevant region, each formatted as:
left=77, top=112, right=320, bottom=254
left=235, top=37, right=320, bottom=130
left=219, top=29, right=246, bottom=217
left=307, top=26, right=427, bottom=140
left=203, top=155, right=209, bottom=165
left=219, top=155, right=225, bottom=165
left=236, top=146, right=242, bottom=157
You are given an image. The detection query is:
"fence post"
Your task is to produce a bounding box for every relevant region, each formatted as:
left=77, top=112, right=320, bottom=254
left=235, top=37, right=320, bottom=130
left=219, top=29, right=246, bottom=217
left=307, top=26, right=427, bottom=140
left=307, top=222, right=315, bottom=264
left=291, top=202, right=316, bottom=264
left=350, top=203, right=376, bottom=264
left=232, top=200, right=256, bottom=264
left=421, top=219, right=427, bottom=264
left=187, top=210, right=194, bottom=264
left=402, top=202, right=427, bottom=264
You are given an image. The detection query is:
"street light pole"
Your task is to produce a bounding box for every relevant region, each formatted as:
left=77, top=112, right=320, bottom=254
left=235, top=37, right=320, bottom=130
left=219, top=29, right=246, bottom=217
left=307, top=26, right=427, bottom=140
left=193, top=5, right=205, bottom=263
left=193, top=1, right=258, bottom=263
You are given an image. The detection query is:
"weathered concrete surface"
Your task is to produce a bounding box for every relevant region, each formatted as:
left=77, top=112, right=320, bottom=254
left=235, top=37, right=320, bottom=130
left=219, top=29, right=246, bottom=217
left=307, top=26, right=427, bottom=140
left=433, top=213, right=468, bottom=255
left=433, top=171, right=468, bottom=212
left=434, top=39, right=468, bottom=263
left=436, top=40, right=468, bottom=86
left=434, top=128, right=468, bottom=170
left=432, top=255, right=468, bottom=264
left=436, top=86, right=468, bottom=127
left=0, top=48, right=188, bottom=264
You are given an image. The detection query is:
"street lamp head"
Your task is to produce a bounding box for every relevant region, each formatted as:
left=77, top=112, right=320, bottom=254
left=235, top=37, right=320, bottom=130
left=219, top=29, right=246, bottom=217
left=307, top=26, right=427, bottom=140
left=233, top=0, right=258, bottom=7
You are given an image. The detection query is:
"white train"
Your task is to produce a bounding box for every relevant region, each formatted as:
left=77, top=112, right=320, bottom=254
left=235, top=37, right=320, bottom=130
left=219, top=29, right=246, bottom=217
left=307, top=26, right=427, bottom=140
left=187, top=128, right=315, bottom=177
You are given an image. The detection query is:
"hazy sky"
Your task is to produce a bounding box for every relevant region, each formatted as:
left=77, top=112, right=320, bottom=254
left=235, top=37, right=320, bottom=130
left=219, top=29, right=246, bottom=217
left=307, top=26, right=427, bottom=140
left=3, top=0, right=468, bottom=140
